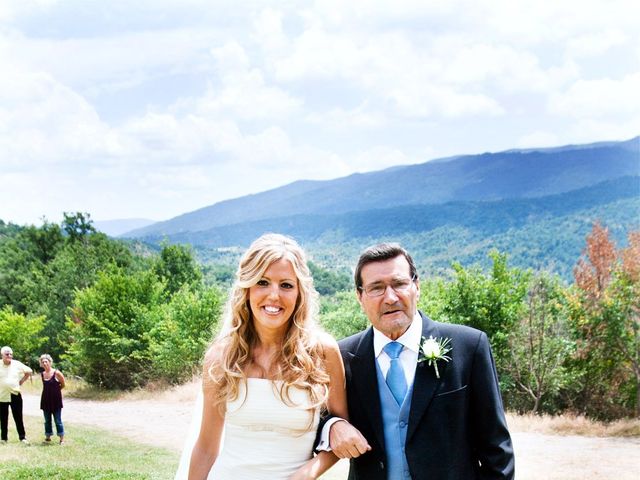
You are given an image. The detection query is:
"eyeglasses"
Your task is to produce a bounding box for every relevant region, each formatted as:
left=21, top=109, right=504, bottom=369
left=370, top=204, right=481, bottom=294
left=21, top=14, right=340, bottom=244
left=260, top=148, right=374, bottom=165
left=359, top=275, right=416, bottom=297
left=2, top=352, right=12, bottom=356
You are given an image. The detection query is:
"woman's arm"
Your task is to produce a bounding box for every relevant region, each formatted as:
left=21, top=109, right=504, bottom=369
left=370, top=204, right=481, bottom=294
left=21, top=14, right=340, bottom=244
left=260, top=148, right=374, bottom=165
left=55, top=370, right=66, bottom=389
left=322, top=334, right=349, bottom=420
left=290, top=334, right=364, bottom=480
left=188, top=349, right=226, bottom=480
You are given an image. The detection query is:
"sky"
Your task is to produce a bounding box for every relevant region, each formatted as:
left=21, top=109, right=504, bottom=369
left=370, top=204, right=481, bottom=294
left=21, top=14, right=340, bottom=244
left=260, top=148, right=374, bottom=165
left=1, top=0, right=639, bottom=226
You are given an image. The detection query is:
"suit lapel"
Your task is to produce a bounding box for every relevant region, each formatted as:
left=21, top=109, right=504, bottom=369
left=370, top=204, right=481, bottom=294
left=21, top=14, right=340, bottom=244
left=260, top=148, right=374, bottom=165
left=348, top=328, right=386, bottom=450
left=406, top=312, right=446, bottom=441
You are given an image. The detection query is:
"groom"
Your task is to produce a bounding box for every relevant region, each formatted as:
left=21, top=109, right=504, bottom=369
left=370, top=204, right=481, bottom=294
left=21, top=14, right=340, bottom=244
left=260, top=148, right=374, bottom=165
left=326, top=243, right=514, bottom=479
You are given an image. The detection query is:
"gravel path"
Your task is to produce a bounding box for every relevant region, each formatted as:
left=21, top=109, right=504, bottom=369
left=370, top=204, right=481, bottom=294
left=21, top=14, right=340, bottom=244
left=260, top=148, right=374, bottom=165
left=22, top=392, right=640, bottom=479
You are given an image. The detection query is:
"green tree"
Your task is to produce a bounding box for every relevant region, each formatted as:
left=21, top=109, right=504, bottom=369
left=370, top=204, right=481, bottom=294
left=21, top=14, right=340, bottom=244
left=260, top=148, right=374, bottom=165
left=154, top=243, right=202, bottom=295
left=308, top=262, right=352, bottom=296
left=320, top=290, right=368, bottom=339
left=0, top=218, right=138, bottom=360
left=67, top=268, right=164, bottom=389
left=505, top=273, right=574, bottom=413
left=427, top=250, right=530, bottom=371
left=146, top=286, right=223, bottom=384
left=34, top=231, right=138, bottom=359
left=21, top=221, right=64, bottom=264
left=203, top=263, right=235, bottom=288
left=0, top=235, right=43, bottom=314
left=0, top=306, right=47, bottom=366
left=62, top=212, right=96, bottom=242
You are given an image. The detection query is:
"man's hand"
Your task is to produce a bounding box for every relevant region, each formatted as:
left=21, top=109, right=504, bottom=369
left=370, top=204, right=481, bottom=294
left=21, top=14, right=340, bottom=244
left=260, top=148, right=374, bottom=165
left=329, top=420, right=371, bottom=459
left=19, top=373, right=31, bottom=386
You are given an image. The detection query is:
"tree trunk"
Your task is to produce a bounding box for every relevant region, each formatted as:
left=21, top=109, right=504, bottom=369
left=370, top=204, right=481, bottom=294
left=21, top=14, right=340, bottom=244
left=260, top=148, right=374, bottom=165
left=532, top=395, right=540, bottom=414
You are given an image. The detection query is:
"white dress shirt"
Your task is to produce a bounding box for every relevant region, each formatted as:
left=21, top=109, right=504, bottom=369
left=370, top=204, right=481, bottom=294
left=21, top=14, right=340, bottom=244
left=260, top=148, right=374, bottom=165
left=372, top=312, right=422, bottom=388
left=317, top=312, right=423, bottom=451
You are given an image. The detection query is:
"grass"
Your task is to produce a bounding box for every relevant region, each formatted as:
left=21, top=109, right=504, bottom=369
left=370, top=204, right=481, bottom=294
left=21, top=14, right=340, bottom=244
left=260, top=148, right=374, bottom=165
left=506, top=412, right=640, bottom=437
left=0, top=416, right=179, bottom=480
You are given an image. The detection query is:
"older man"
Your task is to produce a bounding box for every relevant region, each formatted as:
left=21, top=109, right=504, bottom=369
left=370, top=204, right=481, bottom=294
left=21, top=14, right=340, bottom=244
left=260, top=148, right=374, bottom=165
left=1, top=346, right=32, bottom=443
left=329, top=243, right=514, bottom=480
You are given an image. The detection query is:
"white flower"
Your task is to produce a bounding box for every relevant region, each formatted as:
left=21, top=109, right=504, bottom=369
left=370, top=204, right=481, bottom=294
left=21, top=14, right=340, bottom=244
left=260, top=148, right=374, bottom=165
left=418, top=336, right=452, bottom=378
left=421, top=337, right=442, bottom=358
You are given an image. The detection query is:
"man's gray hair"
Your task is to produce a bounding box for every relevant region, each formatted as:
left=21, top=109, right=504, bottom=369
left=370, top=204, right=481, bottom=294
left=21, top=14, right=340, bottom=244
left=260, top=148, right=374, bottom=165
left=1, top=346, right=13, bottom=355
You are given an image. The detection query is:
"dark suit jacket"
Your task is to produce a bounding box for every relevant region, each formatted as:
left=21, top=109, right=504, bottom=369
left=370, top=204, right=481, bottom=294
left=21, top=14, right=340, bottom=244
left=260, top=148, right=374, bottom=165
left=339, top=312, right=515, bottom=480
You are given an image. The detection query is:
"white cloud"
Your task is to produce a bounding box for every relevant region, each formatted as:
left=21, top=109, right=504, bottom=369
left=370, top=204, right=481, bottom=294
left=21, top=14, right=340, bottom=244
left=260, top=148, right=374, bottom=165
left=350, top=146, right=417, bottom=172
left=274, top=26, right=364, bottom=82
left=1, top=0, right=638, bottom=224
left=275, top=28, right=506, bottom=118
left=2, top=27, right=220, bottom=95
left=0, top=65, right=122, bottom=169
left=306, top=103, right=388, bottom=129
left=566, top=29, right=628, bottom=58
left=182, top=42, right=303, bottom=120
left=0, top=0, right=58, bottom=23
left=516, top=131, right=560, bottom=149
left=550, top=73, right=640, bottom=117
left=252, top=8, right=288, bottom=53
left=437, top=39, right=579, bottom=93
left=565, top=117, right=640, bottom=144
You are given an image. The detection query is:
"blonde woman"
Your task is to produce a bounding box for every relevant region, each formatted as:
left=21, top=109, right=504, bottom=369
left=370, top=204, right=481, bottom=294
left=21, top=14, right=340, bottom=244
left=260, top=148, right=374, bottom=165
left=186, top=234, right=352, bottom=480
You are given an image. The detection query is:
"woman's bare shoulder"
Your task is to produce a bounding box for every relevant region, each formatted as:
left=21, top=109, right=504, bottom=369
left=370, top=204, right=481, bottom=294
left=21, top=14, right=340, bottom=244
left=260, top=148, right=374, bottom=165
left=315, top=330, right=339, bottom=348
left=203, top=342, right=226, bottom=367
left=313, top=330, right=341, bottom=360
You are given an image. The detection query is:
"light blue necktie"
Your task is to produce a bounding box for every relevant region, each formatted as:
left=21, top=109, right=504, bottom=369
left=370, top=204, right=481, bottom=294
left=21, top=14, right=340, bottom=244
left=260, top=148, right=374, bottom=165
left=383, top=341, right=407, bottom=405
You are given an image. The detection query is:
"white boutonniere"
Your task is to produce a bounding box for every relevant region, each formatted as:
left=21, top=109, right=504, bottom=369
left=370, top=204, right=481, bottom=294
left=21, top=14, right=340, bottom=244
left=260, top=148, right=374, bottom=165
left=418, top=336, right=452, bottom=379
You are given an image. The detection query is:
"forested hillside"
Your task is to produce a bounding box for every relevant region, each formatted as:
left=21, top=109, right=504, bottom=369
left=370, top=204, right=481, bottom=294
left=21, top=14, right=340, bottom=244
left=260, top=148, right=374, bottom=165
left=149, top=176, right=639, bottom=281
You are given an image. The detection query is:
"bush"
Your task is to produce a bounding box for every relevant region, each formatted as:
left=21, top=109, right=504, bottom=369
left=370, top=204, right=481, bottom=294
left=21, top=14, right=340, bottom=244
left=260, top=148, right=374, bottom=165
left=66, top=268, right=164, bottom=389
left=146, top=286, right=224, bottom=383
left=320, top=290, right=368, bottom=339
left=0, top=305, right=47, bottom=366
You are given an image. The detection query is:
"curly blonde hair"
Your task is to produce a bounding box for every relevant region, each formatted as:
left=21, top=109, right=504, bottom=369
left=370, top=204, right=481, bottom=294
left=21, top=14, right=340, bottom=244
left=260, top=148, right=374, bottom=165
left=205, top=233, right=329, bottom=418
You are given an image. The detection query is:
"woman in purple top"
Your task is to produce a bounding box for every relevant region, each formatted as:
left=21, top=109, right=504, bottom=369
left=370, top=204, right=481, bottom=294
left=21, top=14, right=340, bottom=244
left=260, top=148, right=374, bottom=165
left=39, top=354, right=65, bottom=444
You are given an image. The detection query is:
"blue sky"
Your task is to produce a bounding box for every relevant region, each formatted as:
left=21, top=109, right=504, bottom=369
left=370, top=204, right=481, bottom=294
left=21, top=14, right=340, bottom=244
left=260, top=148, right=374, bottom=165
left=1, top=0, right=638, bottom=225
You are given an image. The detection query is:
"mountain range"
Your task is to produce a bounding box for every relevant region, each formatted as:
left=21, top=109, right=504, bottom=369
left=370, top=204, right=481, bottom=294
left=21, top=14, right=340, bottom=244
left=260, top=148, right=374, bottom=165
left=123, top=137, right=639, bottom=279
left=94, top=218, right=156, bottom=237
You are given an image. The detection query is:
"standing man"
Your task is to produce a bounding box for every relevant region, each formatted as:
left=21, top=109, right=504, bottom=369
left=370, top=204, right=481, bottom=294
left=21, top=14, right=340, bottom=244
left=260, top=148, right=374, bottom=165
left=329, top=243, right=514, bottom=479
left=1, top=346, right=32, bottom=444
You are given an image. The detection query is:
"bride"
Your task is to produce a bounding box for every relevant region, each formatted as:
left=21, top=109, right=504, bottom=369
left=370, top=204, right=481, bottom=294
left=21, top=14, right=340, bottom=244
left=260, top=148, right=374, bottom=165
left=179, top=233, right=353, bottom=480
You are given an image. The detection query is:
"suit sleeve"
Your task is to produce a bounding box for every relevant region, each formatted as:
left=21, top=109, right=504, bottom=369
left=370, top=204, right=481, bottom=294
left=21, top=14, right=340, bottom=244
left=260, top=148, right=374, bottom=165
left=469, top=332, right=515, bottom=480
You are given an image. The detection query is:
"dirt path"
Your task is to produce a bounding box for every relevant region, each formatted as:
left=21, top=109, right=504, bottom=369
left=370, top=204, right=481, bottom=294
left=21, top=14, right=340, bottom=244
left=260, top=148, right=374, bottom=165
left=22, top=392, right=193, bottom=452
left=22, top=391, right=640, bottom=479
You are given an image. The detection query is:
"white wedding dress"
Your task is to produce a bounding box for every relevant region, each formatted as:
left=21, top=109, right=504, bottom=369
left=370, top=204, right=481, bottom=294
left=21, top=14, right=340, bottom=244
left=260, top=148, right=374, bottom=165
left=175, top=378, right=319, bottom=479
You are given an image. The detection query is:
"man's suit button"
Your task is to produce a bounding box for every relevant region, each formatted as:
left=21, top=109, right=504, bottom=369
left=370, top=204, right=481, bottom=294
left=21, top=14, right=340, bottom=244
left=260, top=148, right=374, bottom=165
left=379, top=461, right=385, bottom=470
left=399, top=421, right=407, bottom=428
